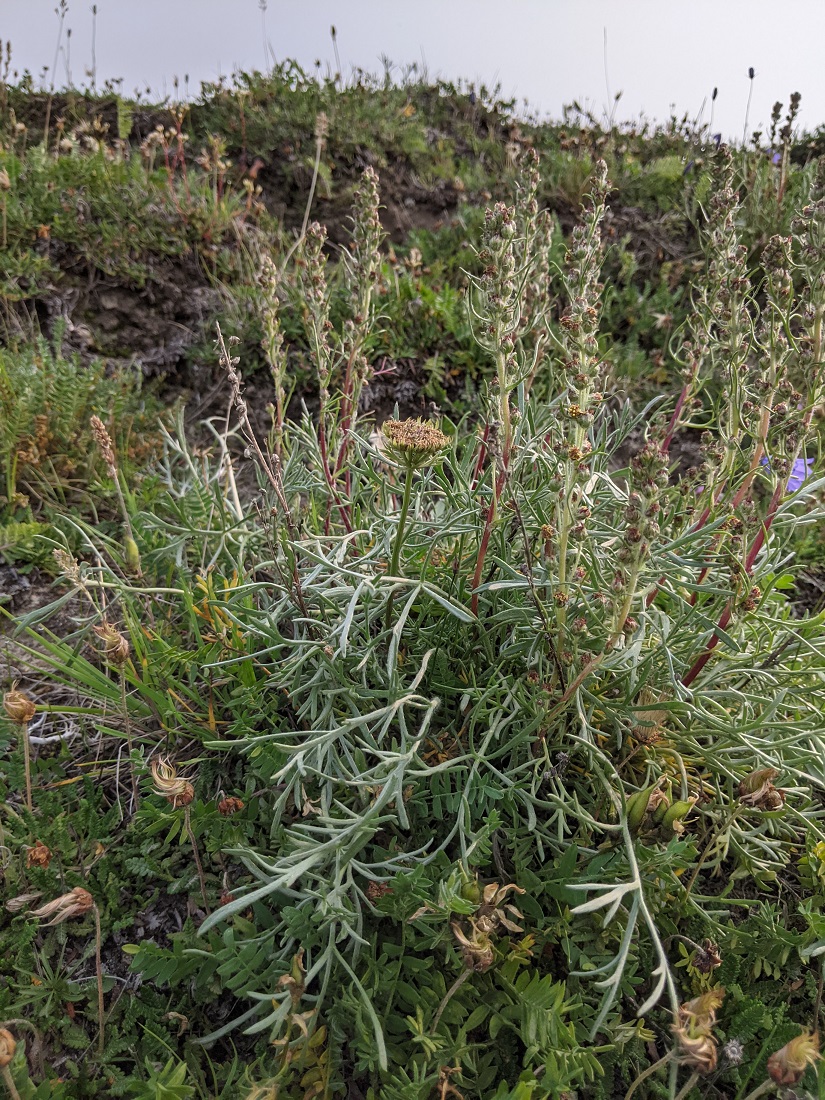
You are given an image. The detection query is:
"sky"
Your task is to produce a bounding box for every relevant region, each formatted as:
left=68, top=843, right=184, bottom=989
left=4, top=0, right=824, bottom=141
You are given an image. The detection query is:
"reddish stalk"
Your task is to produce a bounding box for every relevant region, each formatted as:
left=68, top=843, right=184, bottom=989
left=660, top=382, right=690, bottom=454
left=681, top=482, right=783, bottom=688
left=470, top=466, right=507, bottom=616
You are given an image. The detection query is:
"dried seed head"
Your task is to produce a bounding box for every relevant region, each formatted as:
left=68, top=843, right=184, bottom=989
left=691, top=939, right=722, bottom=974
left=0, top=1029, right=15, bottom=1068
left=93, top=621, right=130, bottom=665
left=53, top=548, right=83, bottom=587
left=767, top=1031, right=821, bottom=1085
left=672, top=1028, right=718, bottom=1074
left=451, top=919, right=494, bottom=972
left=218, top=796, right=244, bottom=816
left=721, top=1038, right=744, bottom=1066
left=0, top=168, right=11, bottom=192
left=151, top=757, right=196, bottom=808
left=3, top=687, right=36, bottom=724
left=738, top=767, right=786, bottom=810
left=26, top=840, right=52, bottom=869
left=679, top=988, right=725, bottom=1030
left=89, top=414, right=117, bottom=473
left=382, top=418, right=449, bottom=467
left=30, top=886, right=94, bottom=925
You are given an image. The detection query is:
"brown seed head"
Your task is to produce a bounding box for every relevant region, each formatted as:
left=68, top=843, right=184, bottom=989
left=218, top=796, right=244, bottom=816
left=691, top=939, right=722, bottom=974
left=26, top=840, right=52, bottom=869
left=3, top=687, right=36, bottom=724
left=90, top=415, right=117, bottom=473
left=0, top=168, right=11, bottom=192
left=672, top=1027, right=718, bottom=1074
left=738, top=767, right=786, bottom=810
left=93, top=621, right=130, bottom=665
left=30, top=886, right=94, bottom=925
left=382, top=418, right=449, bottom=467
left=451, top=919, right=494, bottom=972
left=0, top=1029, right=15, bottom=1068
left=767, top=1031, right=821, bottom=1085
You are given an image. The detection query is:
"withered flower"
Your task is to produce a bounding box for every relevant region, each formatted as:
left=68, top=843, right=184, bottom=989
left=6, top=891, right=42, bottom=913
left=678, top=987, right=725, bottom=1030
left=30, top=886, right=94, bottom=925
left=93, top=621, right=130, bottom=665
left=691, top=939, right=722, bottom=974
left=217, top=796, right=244, bottom=816
left=26, top=840, right=52, bottom=869
left=672, top=1029, right=718, bottom=1074
left=475, top=881, right=526, bottom=935
left=767, top=1030, right=821, bottom=1085
left=0, top=1028, right=15, bottom=1068
left=672, top=987, right=725, bottom=1076
left=277, top=949, right=306, bottom=1007
left=451, top=919, right=494, bottom=972
left=150, top=757, right=195, bottom=808
left=366, top=881, right=393, bottom=901
left=382, top=418, right=449, bottom=468
left=738, top=767, right=786, bottom=810
left=3, top=688, right=36, bottom=724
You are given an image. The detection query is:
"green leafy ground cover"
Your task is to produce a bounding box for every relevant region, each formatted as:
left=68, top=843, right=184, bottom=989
left=1, top=59, right=825, bottom=1100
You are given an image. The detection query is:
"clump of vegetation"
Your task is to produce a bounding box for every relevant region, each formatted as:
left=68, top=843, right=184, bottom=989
left=2, top=131, right=825, bottom=1100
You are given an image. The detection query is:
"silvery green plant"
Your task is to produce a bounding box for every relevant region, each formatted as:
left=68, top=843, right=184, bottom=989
left=20, top=150, right=825, bottom=1097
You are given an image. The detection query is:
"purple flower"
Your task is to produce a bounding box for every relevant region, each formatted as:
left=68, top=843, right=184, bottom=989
left=760, top=455, right=814, bottom=493
left=771, top=151, right=781, bottom=166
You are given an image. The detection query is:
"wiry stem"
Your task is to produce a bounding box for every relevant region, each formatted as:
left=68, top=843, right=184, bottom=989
left=118, top=669, right=139, bottom=812
left=0, top=1065, right=21, bottom=1100
left=184, top=805, right=210, bottom=915
left=21, top=721, right=32, bottom=813
left=93, top=904, right=105, bottom=1058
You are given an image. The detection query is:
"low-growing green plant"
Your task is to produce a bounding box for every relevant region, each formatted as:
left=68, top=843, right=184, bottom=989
left=4, top=145, right=825, bottom=1100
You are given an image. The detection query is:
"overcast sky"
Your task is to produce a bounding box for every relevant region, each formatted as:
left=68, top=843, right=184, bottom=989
left=4, top=1, right=823, bottom=141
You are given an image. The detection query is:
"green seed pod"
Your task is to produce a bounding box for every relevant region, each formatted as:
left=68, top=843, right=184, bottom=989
left=124, top=535, right=141, bottom=574
left=460, top=878, right=481, bottom=904
left=650, top=783, right=673, bottom=825
left=662, top=798, right=696, bottom=831
left=625, top=785, right=655, bottom=833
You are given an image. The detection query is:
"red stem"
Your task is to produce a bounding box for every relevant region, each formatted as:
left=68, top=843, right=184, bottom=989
left=681, top=482, right=783, bottom=688
left=470, top=467, right=507, bottom=616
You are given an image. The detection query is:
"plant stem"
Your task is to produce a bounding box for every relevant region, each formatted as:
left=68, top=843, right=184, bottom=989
left=118, top=670, right=139, bottom=812
left=389, top=462, right=414, bottom=581
left=430, top=969, right=472, bottom=1035
left=184, top=805, right=210, bottom=915
left=673, top=1071, right=699, bottom=1100
left=386, top=461, right=415, bottom=630
left=623, top=1051, right=673, bottom=1100
left=739, top=1080, right=775, bottom=1100
left=0, top=1065, right=21, bottom=1100
left=93, top=903, right=105, bottom=1057
left=21, top=721, right=32, bottom=813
